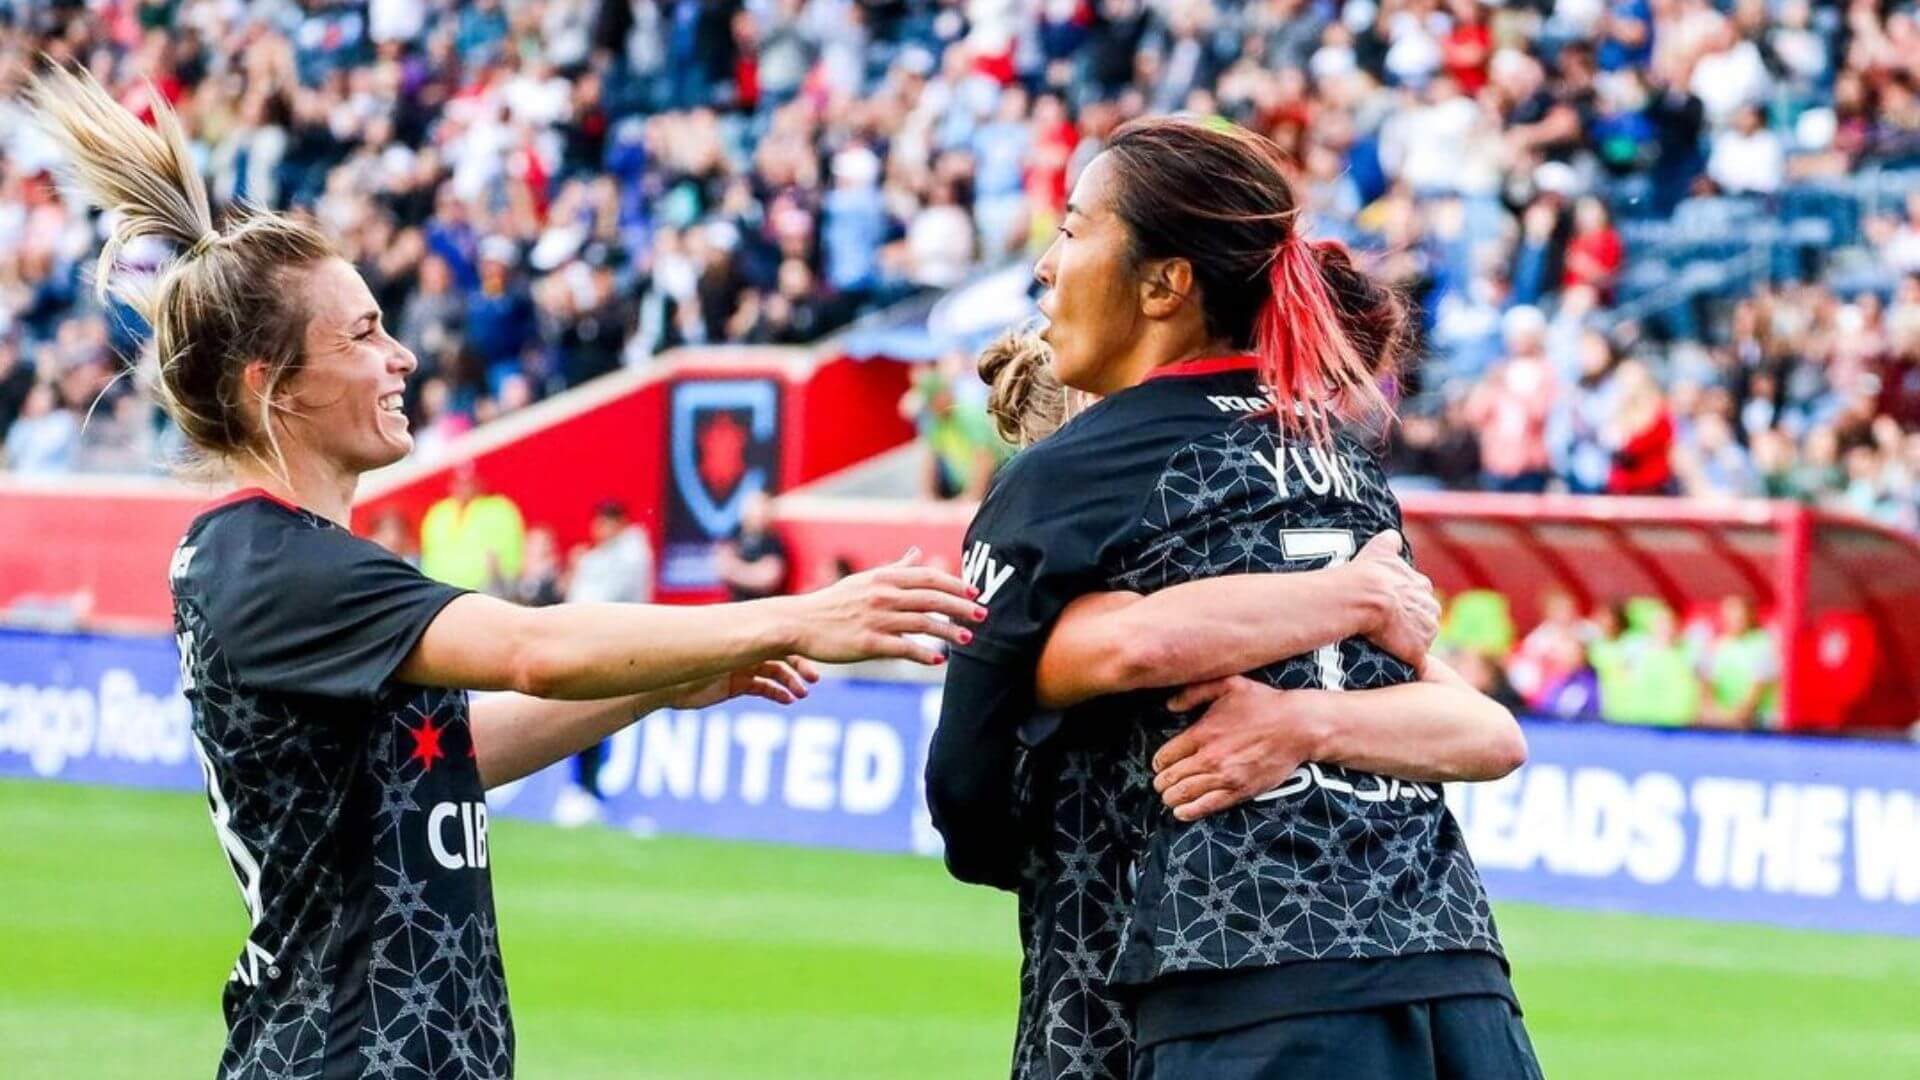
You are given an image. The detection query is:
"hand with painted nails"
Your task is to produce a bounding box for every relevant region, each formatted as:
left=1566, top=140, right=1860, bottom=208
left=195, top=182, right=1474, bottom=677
left=785, top=548, right=985, bottom=666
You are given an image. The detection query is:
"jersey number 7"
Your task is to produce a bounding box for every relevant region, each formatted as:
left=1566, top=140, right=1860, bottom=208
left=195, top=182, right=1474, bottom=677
left=1280, top=529, right=1355, bottom=692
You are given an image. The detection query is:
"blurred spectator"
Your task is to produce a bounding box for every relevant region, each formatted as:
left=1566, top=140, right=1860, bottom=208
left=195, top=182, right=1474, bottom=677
left=1535, top=635, right=1603, bottom=722
left=397, top=254, right=465, bottom=365
left=1450, top=648, right=1526, bottom=713
left=1562, top=198, right=1624, bottom=302
left=1509, top=196, right=1566, bottom=310
left=974, top=85, right=1034, bottom=260
left=501, top=526, right=565, bottom=606
left=1872, top=193, right=1920, bottom=277
left=468, top=239, right=537, bottom=389
left=1789, top=425, right=1845, bottom=500
left=0, top=338, right=31, bottom=443
left=1706, top=104, right=1785, bottom=195
left=1674, top=412, right=1758, bottom=498
left=369, top=508, right=419, bottom=566
left=1505, top=589, right=1588, bottom=709
left=420, top=462, right=526, bottom=591
left=1604, top=605, right=1700, bottom=727
left=546, top=248, right=637, bottom=385
left=1696, top=595, right=1779, bottom=729
left=1432, top=265, right=1511, bottom=383
left=3, top=382, right=76, bottom=475
left=411, top=376, right=475, bottom=462
left=1466, top=307, right=1556, bottom=493
left=74, top=392, right=153, bottom=474
left=823, top=144, right=889, bottom=297
left=1387, top=399, right=1482, bottom=491
left=1546, top=329, right=1623, bottom=494
left=713, top=490, right=789, bottom=602
left=1690, top=22, right=1772, bottom=129
left=903, top=352, right=1002, bottom=501
left=1438, top=589, right=1516, bottom=659
left=567, top=500, right=655, bottom=605
left=1586, top=602, right=1633, bottom=717
left=903, top=180, right=977, bottom=289
left=1606, top=361, right=1676, bottom=496
left=553, top=500, right=654, bottom=825
left=1767, top=0, right=1827, bottom=93
left=1443, top=0, right=1493, bottom=95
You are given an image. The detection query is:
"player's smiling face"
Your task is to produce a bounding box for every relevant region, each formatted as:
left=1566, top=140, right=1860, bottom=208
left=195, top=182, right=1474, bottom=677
left=272, top=258, right=419, bottom=475
left=1033, top=153, right=1150, bottom=397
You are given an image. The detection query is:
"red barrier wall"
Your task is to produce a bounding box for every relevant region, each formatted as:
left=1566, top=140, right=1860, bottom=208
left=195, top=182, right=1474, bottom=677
left=0, top=349, right=918, bottom=628
left=351, top=363, right=675, bottom=563
left=783, top=357, right=915, bottom=488
left=0, top=480, right=209, bottom=630
left=772, top=495, right=974, bottom=585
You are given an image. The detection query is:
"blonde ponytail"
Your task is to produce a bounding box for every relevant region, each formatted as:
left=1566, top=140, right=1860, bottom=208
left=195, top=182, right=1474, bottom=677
left=26, top=63, right=337, bottom=479
left=26, top=64, right=215, bottom=315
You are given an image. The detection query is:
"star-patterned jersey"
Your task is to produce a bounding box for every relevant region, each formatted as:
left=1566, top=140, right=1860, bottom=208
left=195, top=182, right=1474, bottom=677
left=936, top=356, right=1507, bottom=1080
left=170, top=491, right=512, bottom=1080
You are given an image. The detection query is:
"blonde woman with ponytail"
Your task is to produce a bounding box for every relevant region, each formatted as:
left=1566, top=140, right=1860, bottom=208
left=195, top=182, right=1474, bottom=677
left=28, top=65, right=981, bottom=1079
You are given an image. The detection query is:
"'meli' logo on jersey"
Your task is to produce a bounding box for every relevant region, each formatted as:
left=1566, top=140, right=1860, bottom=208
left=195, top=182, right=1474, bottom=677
left=429, top=800, right=490, bottom=870
left=1206, top=390, right=1278, bottom=414
left=1252, top=444, right=1362, bottom=503
left=961, top=541, right=1017, bottom=606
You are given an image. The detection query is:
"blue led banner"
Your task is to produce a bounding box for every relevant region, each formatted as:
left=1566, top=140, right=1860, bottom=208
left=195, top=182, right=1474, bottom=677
left=3, top=629, right=1914, bottom=935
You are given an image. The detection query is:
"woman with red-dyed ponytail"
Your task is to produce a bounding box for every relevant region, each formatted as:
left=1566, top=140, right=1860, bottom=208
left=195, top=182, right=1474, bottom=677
left=929, top=114, right=1538, bottom=1080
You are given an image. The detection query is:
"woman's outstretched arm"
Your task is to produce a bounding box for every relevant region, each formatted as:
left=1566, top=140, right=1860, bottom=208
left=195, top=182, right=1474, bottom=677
left=470, top=658, right=819, bottom=789
left=1034, top=531, right=1439, bottom=709
left=399, top=552, right=983, bottom=700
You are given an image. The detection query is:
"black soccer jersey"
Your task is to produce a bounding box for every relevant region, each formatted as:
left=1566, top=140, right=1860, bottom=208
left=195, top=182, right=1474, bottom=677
left=170, top=491, right=512, bottom=1080
left=935, top=356, right=1506, bottom=1080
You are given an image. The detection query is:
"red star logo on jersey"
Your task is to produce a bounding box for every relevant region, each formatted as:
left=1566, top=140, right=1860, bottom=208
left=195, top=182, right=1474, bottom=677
left=406, top=715, right=446, bottom=772
left=697, top=412, right=749, bottom=500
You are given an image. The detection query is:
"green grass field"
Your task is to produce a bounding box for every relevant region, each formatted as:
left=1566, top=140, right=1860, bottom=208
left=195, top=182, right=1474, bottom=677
left=3, top=780, right=1917, bottom=1079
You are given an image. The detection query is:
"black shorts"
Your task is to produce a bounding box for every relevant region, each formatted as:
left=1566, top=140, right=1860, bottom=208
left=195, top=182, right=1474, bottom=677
left=1132, top=995, right=1545, bottom=1080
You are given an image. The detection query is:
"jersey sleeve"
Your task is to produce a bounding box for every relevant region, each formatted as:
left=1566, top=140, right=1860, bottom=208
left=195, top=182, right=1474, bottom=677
left=198, top=510, right=470, bottom=702
left=928, top=436, right=1145, bottom=888
left=950, top=447, right=1142, bottom=668
left=926, top=651, right=1036, bottom=890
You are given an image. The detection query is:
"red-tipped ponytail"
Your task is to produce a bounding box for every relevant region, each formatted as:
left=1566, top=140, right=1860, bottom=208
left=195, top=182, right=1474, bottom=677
left=1254, top=236, right=1399, bottom=443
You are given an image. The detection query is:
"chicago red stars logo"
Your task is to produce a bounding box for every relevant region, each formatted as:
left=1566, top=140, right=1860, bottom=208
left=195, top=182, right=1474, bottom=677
left=669, top=380, right=778, bottom=541
left=697, top=411, right=749, bottom=501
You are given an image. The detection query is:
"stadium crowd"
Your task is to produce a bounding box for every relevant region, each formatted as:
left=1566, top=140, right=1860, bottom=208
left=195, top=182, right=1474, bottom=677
left=1, top=0, right=1915, bottom=726
left=0, top=0, right=1917, bottom=510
